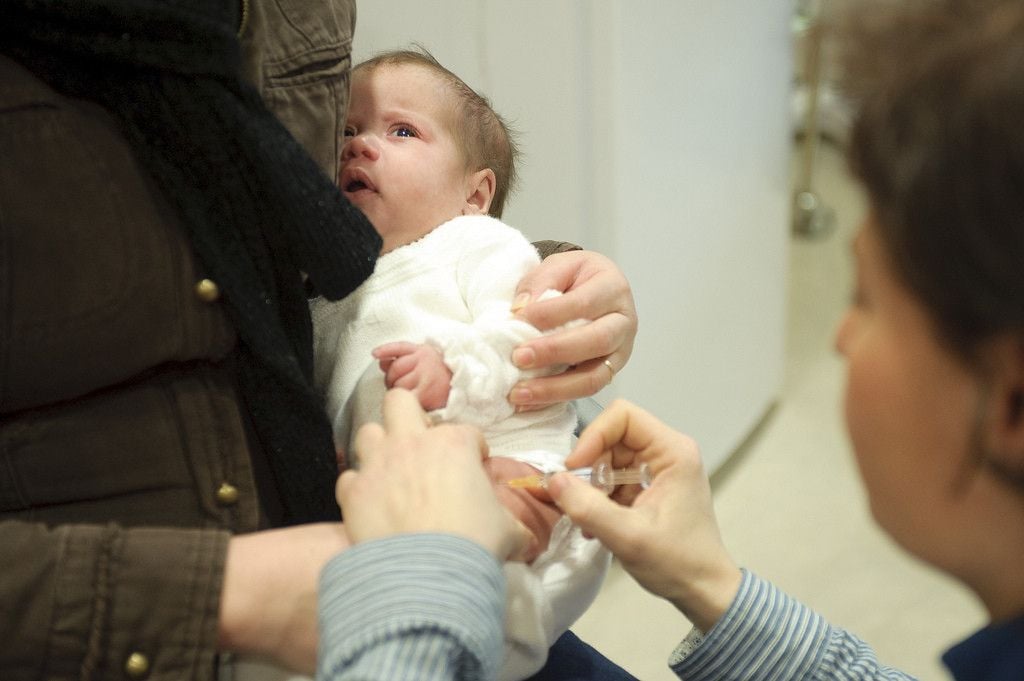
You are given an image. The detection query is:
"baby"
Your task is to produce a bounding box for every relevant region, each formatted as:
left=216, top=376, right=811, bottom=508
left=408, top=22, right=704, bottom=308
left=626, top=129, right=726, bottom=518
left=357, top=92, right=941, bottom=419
left=310, top=49, right=609, bottom=680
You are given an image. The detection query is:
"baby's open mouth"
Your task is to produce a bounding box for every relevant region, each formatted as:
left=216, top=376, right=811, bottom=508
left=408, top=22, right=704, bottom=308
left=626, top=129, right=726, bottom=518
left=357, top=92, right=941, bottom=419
left=341, top=168, right=376, bottom=195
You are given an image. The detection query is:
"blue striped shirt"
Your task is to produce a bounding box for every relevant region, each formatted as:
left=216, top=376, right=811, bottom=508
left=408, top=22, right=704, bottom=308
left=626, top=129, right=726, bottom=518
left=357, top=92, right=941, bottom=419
left=669, top=569, right=917, bottom=680
left=318, top=545, right=975, bottom=680
left=317, top=534, right=505, bottom=681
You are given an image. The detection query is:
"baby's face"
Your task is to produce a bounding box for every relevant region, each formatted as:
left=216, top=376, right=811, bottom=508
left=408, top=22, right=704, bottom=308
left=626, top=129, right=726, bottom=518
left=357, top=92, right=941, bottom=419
left=340, top=64, right=473, bottom=253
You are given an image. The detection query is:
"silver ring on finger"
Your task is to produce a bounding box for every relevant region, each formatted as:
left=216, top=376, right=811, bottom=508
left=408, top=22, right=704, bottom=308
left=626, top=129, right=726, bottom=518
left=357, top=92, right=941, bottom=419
left=603, top=358, right=616, bottom=384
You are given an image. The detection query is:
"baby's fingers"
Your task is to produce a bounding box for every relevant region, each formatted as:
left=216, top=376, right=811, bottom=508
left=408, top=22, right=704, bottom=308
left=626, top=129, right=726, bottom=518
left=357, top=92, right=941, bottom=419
left=373, top=341, right=418, bottom=359
left=383, top=355, right=417, bottom=387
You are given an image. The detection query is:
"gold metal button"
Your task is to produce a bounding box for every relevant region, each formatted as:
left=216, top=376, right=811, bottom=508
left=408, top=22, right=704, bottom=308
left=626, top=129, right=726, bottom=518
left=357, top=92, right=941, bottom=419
left=216, top=482, right=239, bottom=506
left=194, top=278, right=220, bottom=303
left=124, top=652, right=150, bottom=678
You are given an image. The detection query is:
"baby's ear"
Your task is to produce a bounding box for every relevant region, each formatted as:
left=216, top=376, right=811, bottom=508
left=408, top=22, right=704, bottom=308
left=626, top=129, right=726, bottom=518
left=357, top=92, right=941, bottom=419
left=463, top=168, right=496, bottom=215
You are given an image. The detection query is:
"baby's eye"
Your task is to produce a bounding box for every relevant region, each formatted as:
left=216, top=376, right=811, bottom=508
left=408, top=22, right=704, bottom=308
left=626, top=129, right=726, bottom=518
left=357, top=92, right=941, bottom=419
left=343, top=126, right=356, bottom=138
left=390, top=125, right=417, bottom=138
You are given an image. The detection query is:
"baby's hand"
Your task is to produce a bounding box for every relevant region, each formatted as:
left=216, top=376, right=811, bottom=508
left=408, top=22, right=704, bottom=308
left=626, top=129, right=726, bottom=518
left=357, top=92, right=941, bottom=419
left=483, top=457, right=563, bottom=563
left=372, top=342, right=452, bottom=412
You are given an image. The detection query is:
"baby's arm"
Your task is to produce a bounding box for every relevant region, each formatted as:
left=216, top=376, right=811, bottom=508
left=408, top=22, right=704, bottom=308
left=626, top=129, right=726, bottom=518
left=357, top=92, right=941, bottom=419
left=482, top=457, right=562, bottom=564
left=362, top=343, right=562, bottom=564
left=372, top=342, right=452, bottom=412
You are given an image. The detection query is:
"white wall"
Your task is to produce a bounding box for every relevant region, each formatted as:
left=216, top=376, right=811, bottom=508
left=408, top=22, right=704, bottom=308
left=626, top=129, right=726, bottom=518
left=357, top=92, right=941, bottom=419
left=353, top=1, right=792, bottom=470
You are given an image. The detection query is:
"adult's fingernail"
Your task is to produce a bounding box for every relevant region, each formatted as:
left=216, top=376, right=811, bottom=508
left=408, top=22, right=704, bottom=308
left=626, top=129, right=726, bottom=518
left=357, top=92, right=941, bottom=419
left=512, top=347, right=535, bottom=368
left=511, top=387, right=533, bottom=404
left=511, top=292, right=531, bottom=312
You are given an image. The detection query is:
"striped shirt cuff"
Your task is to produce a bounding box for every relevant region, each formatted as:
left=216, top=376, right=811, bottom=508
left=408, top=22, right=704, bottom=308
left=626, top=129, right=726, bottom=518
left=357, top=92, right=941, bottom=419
left=669, top=569, right=917, bottom=680
left=317, top=534, right=505, bottom=681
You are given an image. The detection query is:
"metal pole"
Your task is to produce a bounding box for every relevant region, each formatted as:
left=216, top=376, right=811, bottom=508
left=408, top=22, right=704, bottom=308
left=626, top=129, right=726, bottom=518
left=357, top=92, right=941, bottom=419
left=792, top=0, right=835, bottom=238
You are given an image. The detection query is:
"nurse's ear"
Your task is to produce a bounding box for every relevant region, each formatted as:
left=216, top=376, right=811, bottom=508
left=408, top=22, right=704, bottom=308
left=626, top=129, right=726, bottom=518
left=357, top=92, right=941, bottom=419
left=978, top=334, right=1024, bottom=487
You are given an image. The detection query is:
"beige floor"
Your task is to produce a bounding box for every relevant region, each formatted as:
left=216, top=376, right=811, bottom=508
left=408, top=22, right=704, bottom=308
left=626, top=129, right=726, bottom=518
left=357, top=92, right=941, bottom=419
left=571, top=142, right=986, bottom=680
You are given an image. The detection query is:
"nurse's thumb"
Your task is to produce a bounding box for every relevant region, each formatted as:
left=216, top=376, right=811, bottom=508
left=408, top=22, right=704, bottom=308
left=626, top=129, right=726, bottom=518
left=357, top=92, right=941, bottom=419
left=548, top=472, right=633, bottom=547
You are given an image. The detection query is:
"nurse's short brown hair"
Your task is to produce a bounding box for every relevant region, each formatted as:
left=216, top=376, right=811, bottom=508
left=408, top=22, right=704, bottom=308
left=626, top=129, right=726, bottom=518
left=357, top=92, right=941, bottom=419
left=840, top=0, right=1024, bottom=363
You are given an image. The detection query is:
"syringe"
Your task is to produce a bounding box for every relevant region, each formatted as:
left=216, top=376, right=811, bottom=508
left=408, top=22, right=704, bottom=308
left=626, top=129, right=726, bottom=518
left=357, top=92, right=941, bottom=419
left=504, top=461, right=652, bottom=495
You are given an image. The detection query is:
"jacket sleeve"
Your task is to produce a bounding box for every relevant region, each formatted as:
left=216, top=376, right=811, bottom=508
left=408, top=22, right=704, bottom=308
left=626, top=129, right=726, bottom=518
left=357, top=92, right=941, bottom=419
left=531, top=240, right=583, bottom=259
left=669, top=569, right=919, bottom=681
left=0, top=521, right=229, bottom=681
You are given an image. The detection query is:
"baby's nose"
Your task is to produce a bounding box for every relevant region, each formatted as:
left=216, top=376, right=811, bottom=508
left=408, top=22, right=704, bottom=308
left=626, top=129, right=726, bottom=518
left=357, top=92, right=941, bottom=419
left=342, top=133, right=381, bottom=162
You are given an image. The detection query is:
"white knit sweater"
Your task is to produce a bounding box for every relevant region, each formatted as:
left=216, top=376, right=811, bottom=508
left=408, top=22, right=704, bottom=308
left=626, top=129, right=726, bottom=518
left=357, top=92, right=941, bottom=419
left=311, top=214, right=578, bottom=468
left=310, top=215, right=609, bottom=680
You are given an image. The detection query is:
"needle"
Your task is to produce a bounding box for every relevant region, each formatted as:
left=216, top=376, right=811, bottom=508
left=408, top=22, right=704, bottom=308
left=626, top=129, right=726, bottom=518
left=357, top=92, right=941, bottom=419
left=504, top=462, right=651, bottom=495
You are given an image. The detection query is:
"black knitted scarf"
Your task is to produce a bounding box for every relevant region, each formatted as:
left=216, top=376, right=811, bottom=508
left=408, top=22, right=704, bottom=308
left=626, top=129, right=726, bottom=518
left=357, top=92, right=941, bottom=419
left=2, top=0, right=382, bottom=523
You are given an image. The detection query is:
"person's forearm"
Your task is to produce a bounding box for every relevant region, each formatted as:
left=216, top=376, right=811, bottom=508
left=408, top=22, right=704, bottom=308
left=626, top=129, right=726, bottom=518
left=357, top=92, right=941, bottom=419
left=220, top=523, right=350, bottom=673
left=317, top=534, right=505, bottom=681
left=670, top=570, right=918, bottom=681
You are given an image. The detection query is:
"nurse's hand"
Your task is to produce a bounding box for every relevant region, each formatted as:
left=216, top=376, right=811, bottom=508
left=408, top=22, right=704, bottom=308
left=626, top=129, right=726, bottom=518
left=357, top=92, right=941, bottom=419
left=547, top=399, right=742, bottom=632
left=510, top=250, right=637, bottom=410
left=337, top=389, right=531, bottom=561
